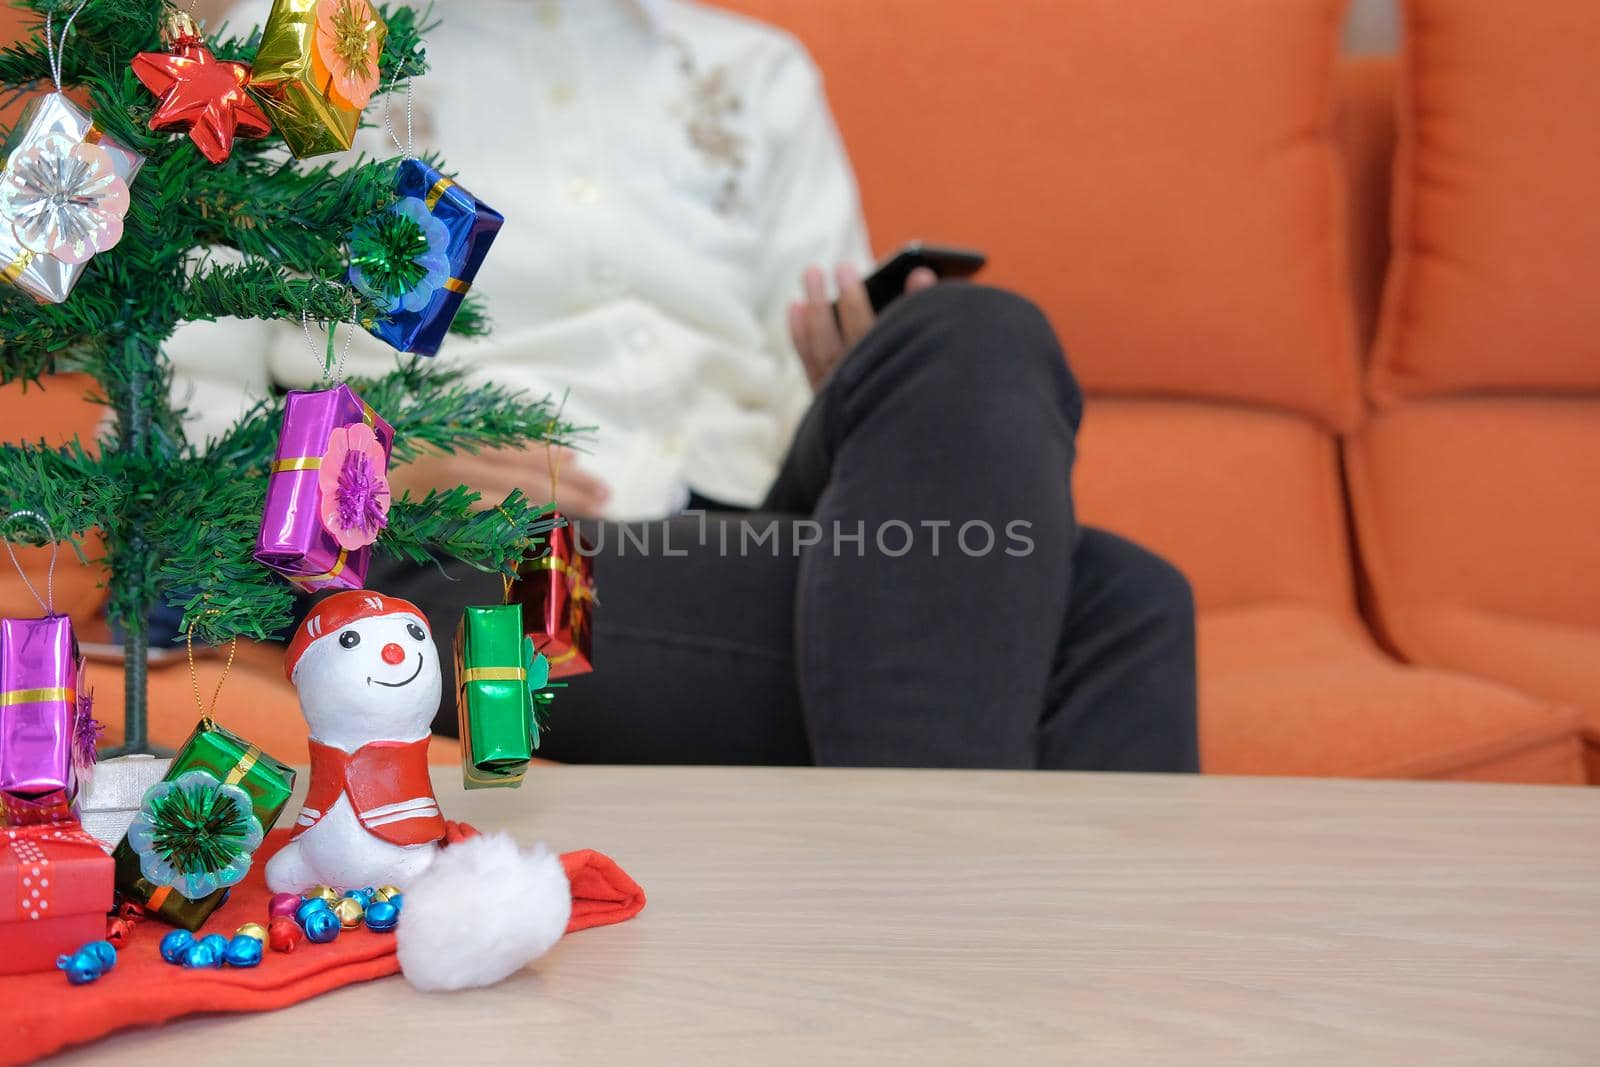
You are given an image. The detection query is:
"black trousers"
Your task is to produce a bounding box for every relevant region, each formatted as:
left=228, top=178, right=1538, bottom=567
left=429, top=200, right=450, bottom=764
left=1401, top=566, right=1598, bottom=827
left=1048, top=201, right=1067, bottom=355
left=376, top=285, right=1199, bottom=771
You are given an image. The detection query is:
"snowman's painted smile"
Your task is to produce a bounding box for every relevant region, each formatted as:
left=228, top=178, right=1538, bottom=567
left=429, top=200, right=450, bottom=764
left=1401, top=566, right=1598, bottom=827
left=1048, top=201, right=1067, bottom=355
left=368, top=655, right=425, bottom=688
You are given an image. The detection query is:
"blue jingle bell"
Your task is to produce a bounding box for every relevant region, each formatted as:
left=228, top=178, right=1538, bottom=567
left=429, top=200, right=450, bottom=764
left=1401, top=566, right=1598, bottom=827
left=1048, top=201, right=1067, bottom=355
left=343, top=886, right=376, bottom=907
left=294, top=896, right=331, bottom=929
left=302, top=907, right=341, bottom=944
left=159, top=929, right=196, bottom=964
left=223, top=933, right=264, bottom=967
left=363, top=900, right=400, bottom=933
left=181, top=941, right=222, bottom=969
left=81, top=939, right=118, bottom=972
left=55, top=949, right=104, bottom=985
left=197, top=933, right=231, bottom=961
left=387, top=892, right=403, bottom=911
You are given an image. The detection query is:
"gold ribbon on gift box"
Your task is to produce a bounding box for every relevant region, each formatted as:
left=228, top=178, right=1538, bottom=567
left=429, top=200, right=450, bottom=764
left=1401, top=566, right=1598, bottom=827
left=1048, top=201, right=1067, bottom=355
left=0, top=686, right=74, bottom=707
left=528, top=553, right=594, bottom=594
left=267, top=403, right=377, bottom=474
left=290, top=547, right=350, bottom=590
left=1, top=249, right=37, bottom=287
left=424, top=176, right=455, bottom=210
left=224, top=744, right=261, bottom=786
left=461, top=666, right=525, bottom=684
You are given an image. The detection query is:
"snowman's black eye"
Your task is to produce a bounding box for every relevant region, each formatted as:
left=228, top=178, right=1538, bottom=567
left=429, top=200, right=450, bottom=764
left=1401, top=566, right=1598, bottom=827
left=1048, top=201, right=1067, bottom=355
left=338, top=630, right=361, bottom=649
left=406, top=622, right=426, bottom=641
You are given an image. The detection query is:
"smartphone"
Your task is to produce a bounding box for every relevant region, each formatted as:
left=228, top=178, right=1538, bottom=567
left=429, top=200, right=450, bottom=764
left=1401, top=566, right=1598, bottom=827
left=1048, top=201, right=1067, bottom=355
left=860, top=241, right=987, bottom=313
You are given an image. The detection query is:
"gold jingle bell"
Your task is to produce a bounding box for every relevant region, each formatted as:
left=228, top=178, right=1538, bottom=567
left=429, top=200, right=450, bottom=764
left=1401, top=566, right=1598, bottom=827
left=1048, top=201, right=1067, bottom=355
left=309, top=885, right=341, bottom=905
left=235, top=922, right=269, bottom=943
left=333, top=896, right=366, bottom=929
left=371, top=885, right=403, bottom=903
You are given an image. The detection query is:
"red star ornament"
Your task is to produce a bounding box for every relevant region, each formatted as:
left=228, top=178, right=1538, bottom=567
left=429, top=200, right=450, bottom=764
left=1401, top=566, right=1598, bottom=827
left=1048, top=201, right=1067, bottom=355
left=132, top=14, right=272, bottom=164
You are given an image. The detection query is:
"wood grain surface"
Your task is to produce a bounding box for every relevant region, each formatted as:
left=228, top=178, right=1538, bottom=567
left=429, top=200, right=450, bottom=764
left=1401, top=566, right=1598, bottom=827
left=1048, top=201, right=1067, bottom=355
left=52, top=767, right=1600, bottom=1066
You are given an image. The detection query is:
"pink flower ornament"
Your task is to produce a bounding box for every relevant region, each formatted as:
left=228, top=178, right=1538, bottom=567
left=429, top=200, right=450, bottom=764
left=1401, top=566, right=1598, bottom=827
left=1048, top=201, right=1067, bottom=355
left=318, top=422, right=391, bottom=550
left=0, top=132, right=130, bottom=265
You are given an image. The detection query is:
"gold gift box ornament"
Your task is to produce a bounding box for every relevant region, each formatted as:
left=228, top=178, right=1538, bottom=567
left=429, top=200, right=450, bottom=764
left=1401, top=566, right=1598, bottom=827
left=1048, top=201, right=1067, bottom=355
left=250, top=0, right=389, bottom=159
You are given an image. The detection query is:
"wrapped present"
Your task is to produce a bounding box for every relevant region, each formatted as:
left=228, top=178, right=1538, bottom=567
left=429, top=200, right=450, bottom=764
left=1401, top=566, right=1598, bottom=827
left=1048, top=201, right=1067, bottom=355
left=78, top=754, right=172, bottom=847
left=112, top=720, right=295, bottom=931
left=0, top=92, right=144, bottom=304
left=0, top=822, right=113, bottom=975
left=254, top=383, right=395, bottom=592
left=0, top=615, right=88, bottom=825
left=509, top=519, right=595, bottom=679
left=356, top=159, right=504, bottom=356
left=455, top=604, right=547, bottom=790
left=249, top=0, right=388, bottom=159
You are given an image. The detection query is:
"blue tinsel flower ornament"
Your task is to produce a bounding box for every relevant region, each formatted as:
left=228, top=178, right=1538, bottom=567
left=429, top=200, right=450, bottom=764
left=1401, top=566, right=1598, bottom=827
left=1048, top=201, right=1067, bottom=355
left=348, top=196, right=451, bottom=313
left=126, top=770, right=264, bottom=900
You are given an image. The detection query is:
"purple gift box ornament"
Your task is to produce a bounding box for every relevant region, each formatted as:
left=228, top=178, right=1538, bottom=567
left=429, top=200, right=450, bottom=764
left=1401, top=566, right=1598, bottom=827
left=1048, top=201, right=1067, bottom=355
left=0, top=513, right=91, bottom=825
left=254, top=384, right=396, bottom=592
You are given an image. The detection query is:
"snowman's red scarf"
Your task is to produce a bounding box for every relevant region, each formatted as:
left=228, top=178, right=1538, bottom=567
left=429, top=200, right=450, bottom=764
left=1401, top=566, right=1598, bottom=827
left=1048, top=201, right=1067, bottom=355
left=294, top=737, right=447, bottom=847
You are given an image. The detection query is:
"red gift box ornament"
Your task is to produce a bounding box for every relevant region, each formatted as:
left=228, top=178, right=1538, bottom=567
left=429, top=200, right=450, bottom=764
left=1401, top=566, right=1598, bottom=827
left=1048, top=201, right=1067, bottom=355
left=510, top=518, right=595, bottom=678
left=1, top=822, right=114, bottom=976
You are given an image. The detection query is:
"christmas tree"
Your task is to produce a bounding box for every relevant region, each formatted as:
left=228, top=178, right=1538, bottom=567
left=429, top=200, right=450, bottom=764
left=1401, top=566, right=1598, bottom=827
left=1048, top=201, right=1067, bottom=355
left=0, top=0, right=571, bottom=754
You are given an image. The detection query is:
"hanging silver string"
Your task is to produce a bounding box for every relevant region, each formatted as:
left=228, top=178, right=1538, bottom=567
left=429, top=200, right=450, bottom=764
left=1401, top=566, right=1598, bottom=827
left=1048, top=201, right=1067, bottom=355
left=3, top=510, right=58, bottom=615
left=44, top=0, right=93, bottom=93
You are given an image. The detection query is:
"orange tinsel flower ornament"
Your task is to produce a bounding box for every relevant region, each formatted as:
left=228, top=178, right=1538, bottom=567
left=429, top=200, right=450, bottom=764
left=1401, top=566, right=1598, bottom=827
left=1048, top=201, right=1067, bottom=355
left=315, top=0, right=383, bottom=109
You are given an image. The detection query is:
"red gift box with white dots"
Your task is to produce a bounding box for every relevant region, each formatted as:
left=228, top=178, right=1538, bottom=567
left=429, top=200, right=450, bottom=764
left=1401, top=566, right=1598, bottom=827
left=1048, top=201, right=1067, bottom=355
left=0, top=823, right=112, bottom=975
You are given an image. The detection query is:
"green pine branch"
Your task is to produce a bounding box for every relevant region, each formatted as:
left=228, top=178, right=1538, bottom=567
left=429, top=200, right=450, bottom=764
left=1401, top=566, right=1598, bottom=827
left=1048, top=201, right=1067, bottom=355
left=0, top=440, right=121, bottom=549
left=352, top=359, right=580, bottom=465
left=382, top=487, right=560, bottom=575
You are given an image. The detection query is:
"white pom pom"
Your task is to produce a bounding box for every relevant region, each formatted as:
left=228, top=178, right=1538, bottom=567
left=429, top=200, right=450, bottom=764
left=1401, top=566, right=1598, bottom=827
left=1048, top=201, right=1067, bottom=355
left=396, top=832, right=571, bottom=992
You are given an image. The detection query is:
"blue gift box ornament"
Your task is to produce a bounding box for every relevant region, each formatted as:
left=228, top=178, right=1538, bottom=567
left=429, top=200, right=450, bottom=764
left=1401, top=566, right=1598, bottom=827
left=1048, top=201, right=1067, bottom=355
left=351, top=159, right=504, bottom=356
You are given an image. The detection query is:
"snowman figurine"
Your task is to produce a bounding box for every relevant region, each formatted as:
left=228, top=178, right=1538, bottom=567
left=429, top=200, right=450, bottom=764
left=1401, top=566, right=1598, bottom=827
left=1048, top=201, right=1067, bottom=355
left=266, top=591, right=447, bottom=893
left=265, top=590, right=573, bottom=991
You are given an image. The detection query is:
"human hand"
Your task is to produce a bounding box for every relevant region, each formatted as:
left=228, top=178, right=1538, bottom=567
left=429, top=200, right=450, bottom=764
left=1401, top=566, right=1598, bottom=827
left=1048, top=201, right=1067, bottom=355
left=788, top=263, right=938, bottom=389
left=390, top=443, right=611, bottom=518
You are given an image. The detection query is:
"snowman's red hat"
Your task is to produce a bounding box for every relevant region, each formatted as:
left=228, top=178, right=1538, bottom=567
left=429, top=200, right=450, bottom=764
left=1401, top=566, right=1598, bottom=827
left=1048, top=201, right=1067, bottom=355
left=284, top=590, right=430, bottom=681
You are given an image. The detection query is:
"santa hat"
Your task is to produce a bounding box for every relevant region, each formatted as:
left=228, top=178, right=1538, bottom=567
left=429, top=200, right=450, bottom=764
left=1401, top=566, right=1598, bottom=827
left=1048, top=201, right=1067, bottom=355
left=284, top=590, right=429, bottom=681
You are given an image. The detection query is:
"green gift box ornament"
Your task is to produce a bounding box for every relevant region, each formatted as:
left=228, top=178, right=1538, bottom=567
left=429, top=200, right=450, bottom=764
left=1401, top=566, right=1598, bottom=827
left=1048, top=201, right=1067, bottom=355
left=112, top=718, right=296, bottom=930
left=455, top=604, right=557, bottom=790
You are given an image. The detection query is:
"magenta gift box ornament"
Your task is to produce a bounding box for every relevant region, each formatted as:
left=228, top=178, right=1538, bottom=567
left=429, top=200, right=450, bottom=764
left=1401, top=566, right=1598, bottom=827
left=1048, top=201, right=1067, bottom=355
left=0, top=615, right=89, bottom=825
left=0, top=515, right=93, bottom=826
left=254, top=383, right=395, bottom=592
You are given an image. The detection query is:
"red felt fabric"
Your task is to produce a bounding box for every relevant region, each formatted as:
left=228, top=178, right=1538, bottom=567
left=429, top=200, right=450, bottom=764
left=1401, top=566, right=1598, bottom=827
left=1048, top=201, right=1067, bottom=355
left=0, top=830, right=646, bottom=1065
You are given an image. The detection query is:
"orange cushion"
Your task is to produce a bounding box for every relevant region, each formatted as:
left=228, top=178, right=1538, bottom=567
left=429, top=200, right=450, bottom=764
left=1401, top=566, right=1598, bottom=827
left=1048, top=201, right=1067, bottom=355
left=1200, top=605, right=1583, bottom=783
left=1346, top=399, right=1600, bottom=777
left=713, top=0, right=1363, bottom=430
left=1347, top=399, right=1600, bottom=635
left=0, top=374, right=108, bottom=623
left=1074, top=400, right=1353, bottom=615
left=1370, top=0, right=1600, bottom=400
left=1379, top=609, right=1600, bottom=742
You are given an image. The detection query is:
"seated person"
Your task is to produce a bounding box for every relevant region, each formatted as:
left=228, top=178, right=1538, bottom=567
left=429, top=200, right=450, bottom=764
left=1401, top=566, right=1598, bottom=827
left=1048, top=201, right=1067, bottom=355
left=176, top=0, right=1198, bottom=770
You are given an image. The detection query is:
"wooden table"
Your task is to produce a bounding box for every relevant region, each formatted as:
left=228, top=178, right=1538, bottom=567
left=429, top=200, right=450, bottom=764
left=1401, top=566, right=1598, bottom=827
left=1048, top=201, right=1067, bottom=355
left=54, top=768, right=1600, bottom=1065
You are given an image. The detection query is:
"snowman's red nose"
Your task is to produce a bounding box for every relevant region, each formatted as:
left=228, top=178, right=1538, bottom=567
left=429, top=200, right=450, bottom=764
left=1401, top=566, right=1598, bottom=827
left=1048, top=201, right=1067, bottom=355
left=380, top=642, right=406, bottom=665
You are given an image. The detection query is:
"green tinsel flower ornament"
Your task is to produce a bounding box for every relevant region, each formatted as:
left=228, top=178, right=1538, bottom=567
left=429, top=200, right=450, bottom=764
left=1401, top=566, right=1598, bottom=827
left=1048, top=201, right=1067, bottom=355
left=126, top=770, right=263, bottom=900
left=348, top=196, right=451, bottom=313
left=523, top=637, right=560, bottom=746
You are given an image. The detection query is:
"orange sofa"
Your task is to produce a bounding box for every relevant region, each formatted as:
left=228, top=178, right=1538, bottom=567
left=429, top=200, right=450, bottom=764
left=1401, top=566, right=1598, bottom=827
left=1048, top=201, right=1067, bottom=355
left=1, top=2, right=1588, bottom=782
